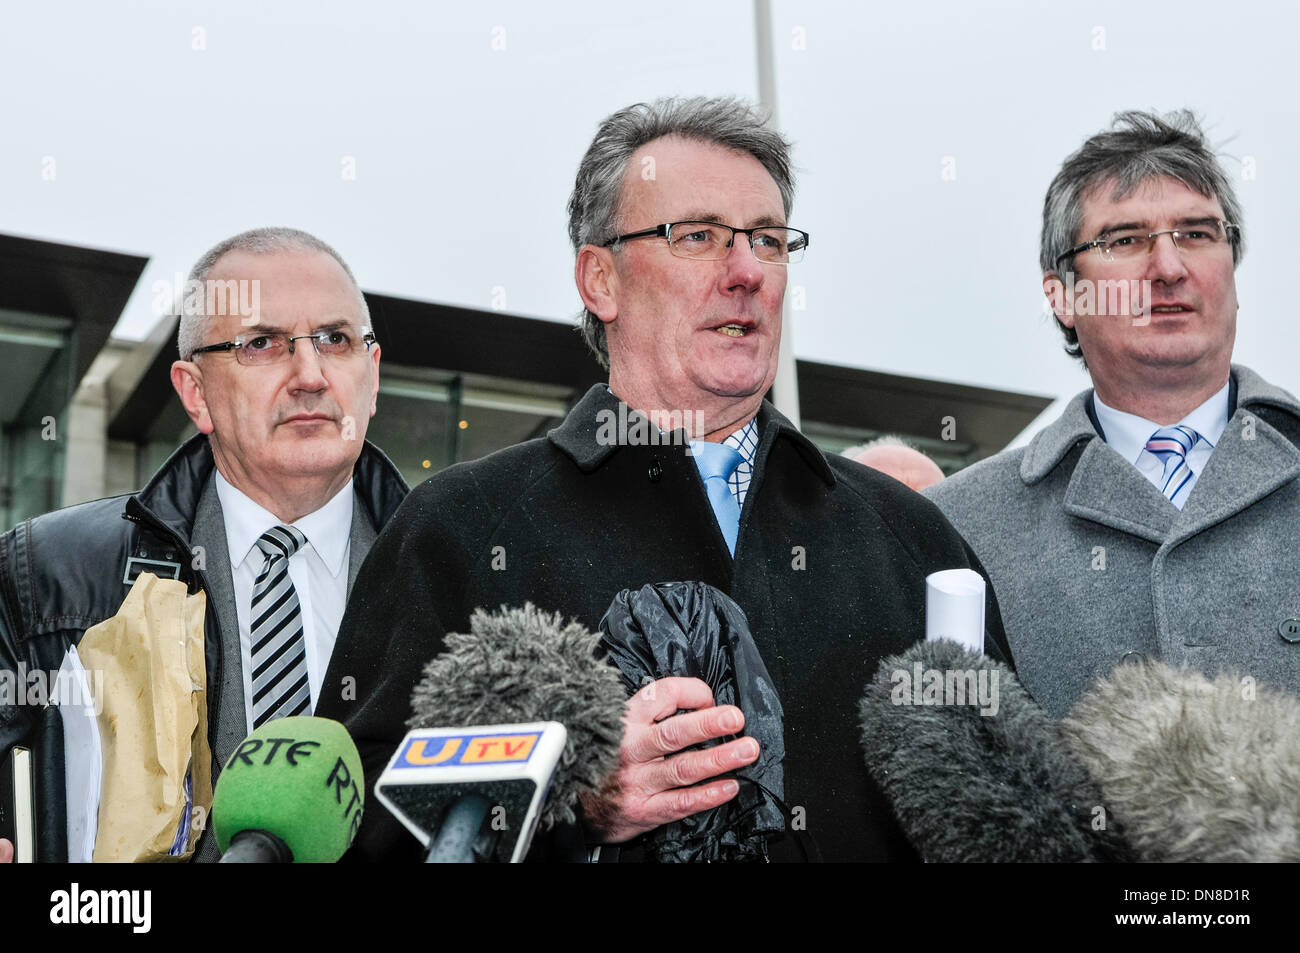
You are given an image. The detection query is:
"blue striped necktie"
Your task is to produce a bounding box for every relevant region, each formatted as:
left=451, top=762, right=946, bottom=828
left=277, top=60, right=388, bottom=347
left=249, top=525, right=312, bottom=727
left=1144, top=425, right=1199, bottom=504
left=692, top=441, right=744, bottom=556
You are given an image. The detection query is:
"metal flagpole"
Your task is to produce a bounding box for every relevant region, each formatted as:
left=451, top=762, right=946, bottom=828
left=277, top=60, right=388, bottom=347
left=754, top=0, right=801, bottom=428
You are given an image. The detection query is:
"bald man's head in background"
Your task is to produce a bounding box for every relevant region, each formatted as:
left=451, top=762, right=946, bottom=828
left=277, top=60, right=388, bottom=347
left=843, top=437, right=945, bottom=492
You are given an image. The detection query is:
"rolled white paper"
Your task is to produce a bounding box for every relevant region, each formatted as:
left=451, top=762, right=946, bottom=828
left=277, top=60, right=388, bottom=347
left=925, top=568, right=985, bottom=653
left=56, top=645, right=101, bottom=863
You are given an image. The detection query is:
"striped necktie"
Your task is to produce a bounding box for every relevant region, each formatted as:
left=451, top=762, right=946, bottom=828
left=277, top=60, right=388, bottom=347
left=250, top=525, right=312, bottom=727
left=1144, top=425, right=1199, bottom=504
left=692, top=441, right=744, bottom=556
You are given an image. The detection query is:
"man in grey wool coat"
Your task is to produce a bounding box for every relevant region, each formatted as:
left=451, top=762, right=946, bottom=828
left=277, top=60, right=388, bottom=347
left=926, top=109, right=1300, bottom=718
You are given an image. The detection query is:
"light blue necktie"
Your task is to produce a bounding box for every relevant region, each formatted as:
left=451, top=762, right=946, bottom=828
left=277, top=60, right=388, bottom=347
left=1144, top=425, right=1199, bottom=505
left=691, top=441, right=744, bottom=556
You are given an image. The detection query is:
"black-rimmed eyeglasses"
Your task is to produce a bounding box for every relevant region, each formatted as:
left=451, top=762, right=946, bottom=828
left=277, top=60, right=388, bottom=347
left=189, top=328, right=377, bottom=366
left=603, top=221, right=809, bottom=264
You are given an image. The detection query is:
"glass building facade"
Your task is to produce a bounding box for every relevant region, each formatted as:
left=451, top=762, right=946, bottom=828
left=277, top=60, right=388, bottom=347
left=0, top=310, right=74, bottom=528
left=0, top=235, right=148, bottom=528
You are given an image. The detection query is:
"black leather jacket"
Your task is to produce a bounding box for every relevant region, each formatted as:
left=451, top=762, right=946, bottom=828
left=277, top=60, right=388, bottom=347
left=0, top=434, right=408, bottom=860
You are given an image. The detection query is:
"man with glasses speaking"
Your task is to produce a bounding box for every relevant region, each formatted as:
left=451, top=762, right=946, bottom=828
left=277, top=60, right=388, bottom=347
left=0, top=227, right=408, bottom=861
left=927, top=111, right=1300, bottom=718
left=321, top=97, right=1010, bottom=862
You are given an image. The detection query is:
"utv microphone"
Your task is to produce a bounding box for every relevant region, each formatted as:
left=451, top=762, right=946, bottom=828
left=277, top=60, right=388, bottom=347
left=377, top=603, right=626, bottom=862
left=377, top=722, right=567, bottom=863
left=212, top=716, right=364, bottom=863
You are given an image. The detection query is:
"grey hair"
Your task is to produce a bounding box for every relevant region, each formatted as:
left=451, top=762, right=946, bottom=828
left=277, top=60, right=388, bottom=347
left=567, top=96, right=796, bottom=369
left=1041, top=110, right=1246, bottom=363
left=176, top=226, right=370, bottom=360
left=841, top=435, right=913, bottom=459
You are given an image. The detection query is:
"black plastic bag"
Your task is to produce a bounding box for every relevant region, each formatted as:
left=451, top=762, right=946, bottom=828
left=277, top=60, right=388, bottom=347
left=598, top=581, right=785, bottom=862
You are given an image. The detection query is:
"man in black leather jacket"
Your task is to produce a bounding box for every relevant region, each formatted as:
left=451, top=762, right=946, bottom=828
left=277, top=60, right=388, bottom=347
left=0, top=227, right=408, bottom=862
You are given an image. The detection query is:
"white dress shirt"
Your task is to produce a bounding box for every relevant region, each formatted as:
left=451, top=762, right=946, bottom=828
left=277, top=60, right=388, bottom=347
left=214, top=472, right=354, bottom=732
left=1093, top=381, right=1230, bottom=509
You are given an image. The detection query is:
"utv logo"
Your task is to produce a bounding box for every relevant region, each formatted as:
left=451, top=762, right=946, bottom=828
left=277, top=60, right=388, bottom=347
left=50, top=883, right=151, bottom=933
left=395, top=730, right=540, bottom=767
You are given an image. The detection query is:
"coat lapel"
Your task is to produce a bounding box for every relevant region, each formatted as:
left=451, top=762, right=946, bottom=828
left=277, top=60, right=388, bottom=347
left=347, top=489, right=378, bottom=597
left=1021, top=389, right=1176, bottom=543
left=1062, top=438, right=1177, bottom=543
left=190, top=476, right=246, bottom=762
left=190, top=475, right=244, bottom=862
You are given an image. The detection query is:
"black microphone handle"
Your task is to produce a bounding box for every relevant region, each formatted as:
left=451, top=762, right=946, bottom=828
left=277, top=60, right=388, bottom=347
left=219, top=829, right=294, bottom=863
left=425, top=794, right=492, bottom=864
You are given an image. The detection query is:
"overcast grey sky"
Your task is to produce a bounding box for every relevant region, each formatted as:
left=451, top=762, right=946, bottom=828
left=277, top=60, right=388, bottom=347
left=3, top=0, right=1293, bottom=427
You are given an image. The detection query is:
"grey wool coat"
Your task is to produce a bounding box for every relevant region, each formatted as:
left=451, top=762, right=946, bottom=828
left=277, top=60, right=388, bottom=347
left=926, top=364, right=1300, bottom=719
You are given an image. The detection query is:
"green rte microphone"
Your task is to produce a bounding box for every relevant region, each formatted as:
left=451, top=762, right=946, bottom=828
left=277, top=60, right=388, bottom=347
left=213, top=716, right=364, bottom=863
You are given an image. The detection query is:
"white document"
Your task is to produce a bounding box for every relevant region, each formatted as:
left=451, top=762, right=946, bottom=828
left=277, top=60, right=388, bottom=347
left=54, top=645, right=102, bottom=863
left=925, top=568, right=986, bottom=653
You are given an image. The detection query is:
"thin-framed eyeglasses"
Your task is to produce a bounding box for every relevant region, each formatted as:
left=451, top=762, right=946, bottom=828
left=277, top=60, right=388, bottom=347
left=189, top=327, right=377, bottom=366
left=1054, top=220, right=1239, bottom=268
left=602, top=221, right=809, bottom=264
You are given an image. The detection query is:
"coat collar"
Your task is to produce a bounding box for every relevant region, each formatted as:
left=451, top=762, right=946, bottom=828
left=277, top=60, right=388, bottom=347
left=1020, top=364, right=1300, bottom=485
left=548, top=384, right=836, bottom=487
left=127, top=433, right=409, bottom=543
left=1019, top=364, right=1300, bottom=543
left=1232, top=362, right=1300, bottom=418
left=1172, top=366, right=1300, bottom=543
left=1020, top=390, right=1099, bottom=486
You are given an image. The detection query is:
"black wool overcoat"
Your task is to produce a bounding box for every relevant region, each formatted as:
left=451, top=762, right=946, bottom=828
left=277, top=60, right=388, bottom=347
left=319, top=385, right=1012, bottom=862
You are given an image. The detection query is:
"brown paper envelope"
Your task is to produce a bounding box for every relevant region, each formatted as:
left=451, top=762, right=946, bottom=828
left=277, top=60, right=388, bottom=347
left=79, top=572, right=207, bottom=862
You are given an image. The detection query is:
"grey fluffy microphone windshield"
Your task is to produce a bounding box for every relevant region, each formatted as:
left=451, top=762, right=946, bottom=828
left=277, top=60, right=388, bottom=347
left=859, top=638, right=1130, bottom=862
left=1062, top=660, right=1300, bottom=862
left=407, top=603, right=626, bottom=829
